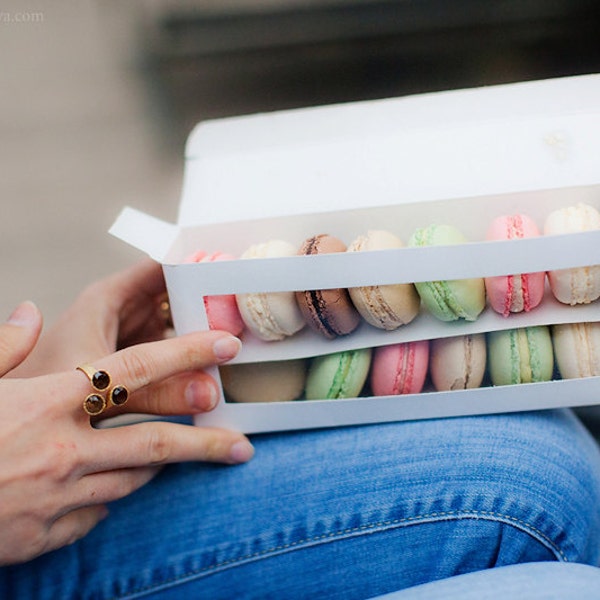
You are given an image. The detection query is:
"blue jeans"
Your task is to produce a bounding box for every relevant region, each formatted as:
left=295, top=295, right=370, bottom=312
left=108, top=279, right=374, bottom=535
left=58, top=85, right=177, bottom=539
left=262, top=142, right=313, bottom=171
left=375, top=562, right=600, bottom=599
left=2, top=409, right=600, bottom=599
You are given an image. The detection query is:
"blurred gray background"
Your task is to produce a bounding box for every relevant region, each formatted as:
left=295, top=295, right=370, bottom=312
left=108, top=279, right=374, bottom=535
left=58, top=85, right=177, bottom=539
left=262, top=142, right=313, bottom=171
left=2, top=0, right=600, bottom=325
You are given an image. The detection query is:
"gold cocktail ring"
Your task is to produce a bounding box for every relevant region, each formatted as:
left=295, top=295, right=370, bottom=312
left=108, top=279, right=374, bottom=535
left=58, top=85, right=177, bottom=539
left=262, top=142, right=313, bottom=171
left=77, top=365, right=129, bottom=415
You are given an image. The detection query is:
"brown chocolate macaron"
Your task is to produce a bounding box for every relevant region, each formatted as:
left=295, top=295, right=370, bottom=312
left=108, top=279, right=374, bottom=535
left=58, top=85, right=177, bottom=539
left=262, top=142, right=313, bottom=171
left=295, top=234, right=361, bottom=339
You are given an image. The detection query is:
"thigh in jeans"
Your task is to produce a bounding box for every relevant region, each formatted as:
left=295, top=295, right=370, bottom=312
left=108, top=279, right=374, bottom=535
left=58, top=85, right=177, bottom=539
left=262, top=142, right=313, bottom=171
left=3, top=409, right=600, bottom=600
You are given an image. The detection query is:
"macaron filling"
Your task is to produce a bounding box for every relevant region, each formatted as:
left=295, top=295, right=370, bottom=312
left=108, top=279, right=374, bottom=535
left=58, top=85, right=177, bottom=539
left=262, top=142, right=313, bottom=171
left=507, top=328, right=552, bottom=383
left=329, top=351, right=355, bottom=398
left=391, top=344, right=415, bottom=395
left=462, top=336, right=475, bottom=388
left=308, top=289, right=341, bottom=338
left=517, top=329, right=533, bottom=383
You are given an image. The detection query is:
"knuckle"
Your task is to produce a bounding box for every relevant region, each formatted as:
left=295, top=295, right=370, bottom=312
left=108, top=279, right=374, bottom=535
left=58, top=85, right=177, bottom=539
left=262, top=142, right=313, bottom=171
left=47, top=441, right=79, bottom=482
left=144, top=427, right=173, bottom=465
left=0, top=333, right=14, bottom=357
left=120, top=349, right=155, bottom=388
left=0, top=331, right=25, bottom=374
left=17, top=521, right=47, bottom=562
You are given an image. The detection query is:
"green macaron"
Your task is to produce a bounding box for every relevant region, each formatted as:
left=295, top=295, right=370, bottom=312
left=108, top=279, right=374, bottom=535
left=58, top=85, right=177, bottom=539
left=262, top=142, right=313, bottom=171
left=487, top=326, right=554, bottom=386
left=408, top=224, right=485, bottom=322
left=305, top=348, right=372, bottom=400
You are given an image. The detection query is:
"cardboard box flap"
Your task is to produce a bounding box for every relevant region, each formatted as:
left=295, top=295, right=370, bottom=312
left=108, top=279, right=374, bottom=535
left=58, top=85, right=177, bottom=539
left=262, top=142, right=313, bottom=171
left=179, top=74, right=600, bottom=226
left=109, top=207, right=179, bottom=261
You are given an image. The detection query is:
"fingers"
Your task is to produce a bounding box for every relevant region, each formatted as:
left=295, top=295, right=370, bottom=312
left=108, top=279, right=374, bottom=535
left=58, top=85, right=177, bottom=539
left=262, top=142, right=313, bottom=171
left=74, top=330, right=241, bottom=406
left=76, top=466, right=159, bottom=506
left=104, top=259, right=166, bottom=305
left=83, top=422, right=254, bottom=472
left=43, top=505, right=109, bottom=558
left=16, top=467, right=157, bottom=563
left=112, top=371, right=220, bottom=415
left=0, top=302, right=43, bottom=376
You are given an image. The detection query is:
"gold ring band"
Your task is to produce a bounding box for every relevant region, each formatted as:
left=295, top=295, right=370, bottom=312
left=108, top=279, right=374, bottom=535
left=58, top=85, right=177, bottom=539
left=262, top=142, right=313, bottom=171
left=159, top=295, right=173, bottom=328
left=77, top=365, right=129, bottom=416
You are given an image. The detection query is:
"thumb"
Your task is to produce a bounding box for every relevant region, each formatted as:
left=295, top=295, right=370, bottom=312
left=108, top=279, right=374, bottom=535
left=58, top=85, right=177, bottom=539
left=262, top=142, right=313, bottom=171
left=0, top=301, right=43, bottom=376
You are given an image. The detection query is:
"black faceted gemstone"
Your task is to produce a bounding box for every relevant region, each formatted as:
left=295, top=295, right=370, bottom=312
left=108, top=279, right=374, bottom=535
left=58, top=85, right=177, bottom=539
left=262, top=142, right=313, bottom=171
left=92, top=370, right=110, bottom=390
left=111, top=386, right=129, bottom=406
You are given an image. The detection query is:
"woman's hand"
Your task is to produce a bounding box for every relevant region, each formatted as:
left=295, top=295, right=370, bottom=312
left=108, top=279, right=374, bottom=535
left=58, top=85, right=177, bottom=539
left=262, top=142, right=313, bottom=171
left=9, top=260, right=175, bottom=377
left=0, top=261, right=255, bottom=565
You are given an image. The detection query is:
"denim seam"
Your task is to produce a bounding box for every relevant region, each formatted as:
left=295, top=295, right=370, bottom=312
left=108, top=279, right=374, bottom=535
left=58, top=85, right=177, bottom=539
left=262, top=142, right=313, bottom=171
left=112, top=509, right=567, bottom=599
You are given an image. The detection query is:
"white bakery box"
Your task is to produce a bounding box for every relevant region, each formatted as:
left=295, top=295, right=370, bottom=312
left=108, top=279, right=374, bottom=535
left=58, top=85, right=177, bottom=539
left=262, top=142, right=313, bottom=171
left=110, top=73, right=600, bottom=434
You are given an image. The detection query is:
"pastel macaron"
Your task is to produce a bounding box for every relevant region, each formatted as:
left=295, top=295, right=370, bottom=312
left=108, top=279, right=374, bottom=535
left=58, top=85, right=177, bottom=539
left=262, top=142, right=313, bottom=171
left=430, top=334, right=486, bottom=391
left=296, top=234, right=361, bottom=339
left=485, top=214, right=546, bottom=316
left=544, top=203, right=600, bottom=305
left=235, top=240, right=305, bottom=341
left=185, top=250, right=245, bottom=336
left=370, top=340, right=429, bottom=396
left=220, top=359, right=307, bottom=403
left=487, top=326, right=554, bottom=386
left=348, top=230, right=420, bottom=330
left=552, top=322, right=600, bottom=379
left=305, top=348, right=371, bottom=400
left=408, top=224, right=485, bottom=322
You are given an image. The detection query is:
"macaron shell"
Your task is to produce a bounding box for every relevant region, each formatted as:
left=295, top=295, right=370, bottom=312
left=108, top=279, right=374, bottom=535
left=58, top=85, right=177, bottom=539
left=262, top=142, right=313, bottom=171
left=370, top=341, right=429, bottom=396
left=296, top=235, right=360, bottom=339
left=488, top=326, right=554, bottom=386
left=430, top=334, right=486, bottom=391
left=185, top=251, right=245, bottom=336
left=544, top=203, right=600, bottom=305
left=220, top=359, right=307, bottom=403
left=305, top=348, right=371, bottom=400
left=348, top=230, right=420, bottom=330
left=415, top=278, right=486, bottom=322
left=552, top=322, right=600, bottom=379
left=409, top=224, right=485, bottom=321
left=484, top=214, right=546, bottom=316
left=236, top=240, right=305, bottom=341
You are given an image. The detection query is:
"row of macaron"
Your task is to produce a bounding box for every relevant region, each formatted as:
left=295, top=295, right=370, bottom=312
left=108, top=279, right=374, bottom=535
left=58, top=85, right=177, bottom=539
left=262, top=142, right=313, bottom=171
left=188, top=202, right=600, bottom=343
left=219, top=321, right=600, bottom=403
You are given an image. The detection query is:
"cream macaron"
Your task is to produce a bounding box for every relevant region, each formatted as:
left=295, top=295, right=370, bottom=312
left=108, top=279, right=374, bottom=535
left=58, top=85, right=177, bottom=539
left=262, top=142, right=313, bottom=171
left=552, top=322, right=600, bottom=379
left=544, top=203, right=600, bottom=305
left=348, top=230, right=420, bottom=330
left=430, top=334, right=487, bottom=391
left=235, top=240, right=305, bottom=341
left=220, top=359, right=307, bottom=403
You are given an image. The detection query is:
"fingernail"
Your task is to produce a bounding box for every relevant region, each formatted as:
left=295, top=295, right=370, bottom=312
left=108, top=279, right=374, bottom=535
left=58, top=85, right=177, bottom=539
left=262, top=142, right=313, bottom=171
left=7, top=301, right=38, bottom=327
left=185, top=379, right=218, bottom=412
left=213, top=336, right=241, bottom=361
left=230, top=440, right=255, bottom=464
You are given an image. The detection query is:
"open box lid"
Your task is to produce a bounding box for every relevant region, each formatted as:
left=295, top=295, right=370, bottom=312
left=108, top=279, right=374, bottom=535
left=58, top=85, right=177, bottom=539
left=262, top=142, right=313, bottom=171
left=110, top=73, right=600, bottom=259
left=175, top=73, right=600, bottom=227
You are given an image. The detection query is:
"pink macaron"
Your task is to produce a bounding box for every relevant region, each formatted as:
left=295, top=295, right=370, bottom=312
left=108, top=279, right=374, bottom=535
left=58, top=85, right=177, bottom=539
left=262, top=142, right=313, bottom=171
left=185, top=250, right=245, bottom=336
left=370, top=340, right=430, bottom=396
left=485, top=214, right=546, bottom=316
